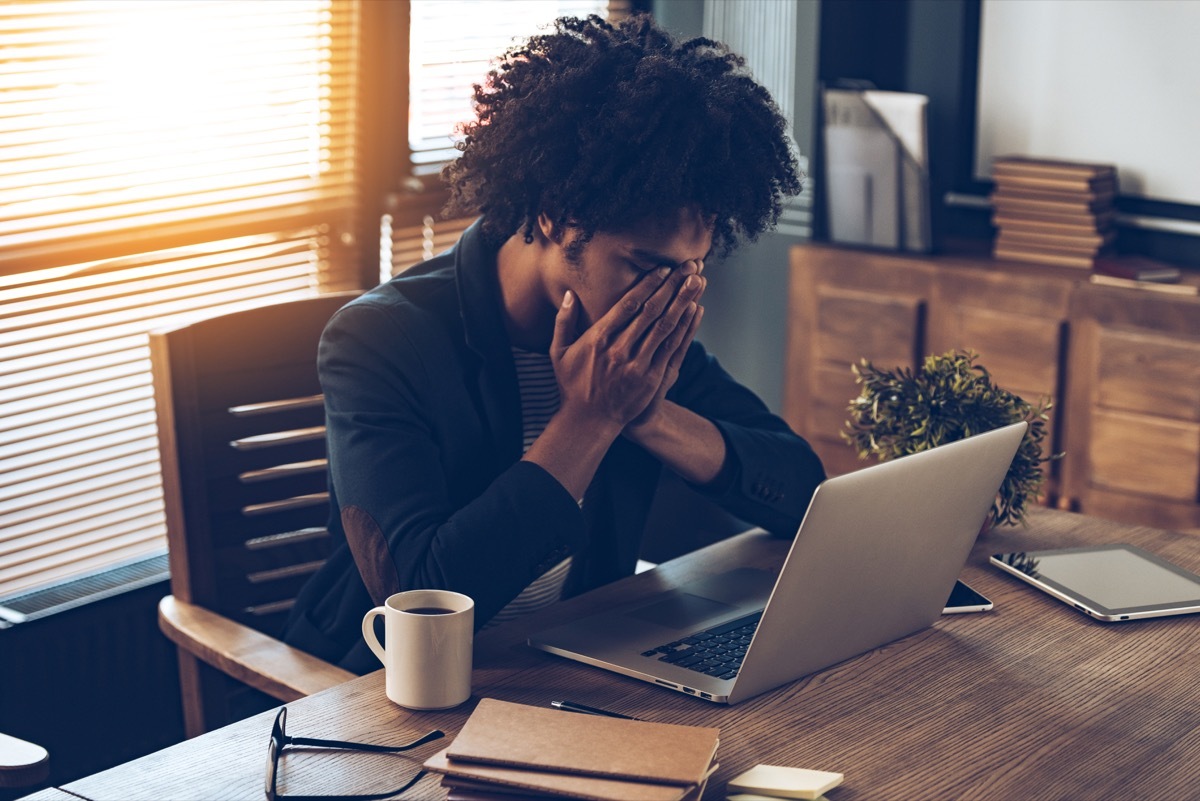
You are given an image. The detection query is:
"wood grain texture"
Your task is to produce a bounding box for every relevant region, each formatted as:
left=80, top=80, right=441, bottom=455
left=1065, top=283, right=1200, bottom=533
left=938, top=306, right=1060, bottom=396
left=785, top=246, right=933, bottom=478
left=56, top=508, right=1200, bottom=801
left=1095, top=329, right=1200, bottom=422
left=814, top=288, right=922, bottom=367
left=157, top=597, right=355, bottom=703
left=150, top=292, right=360, bottom=734
left=12, top=789, right=83, bottom=801
left=1089, top=411, right=1199, bottom=501
left=790, top=243, right=1200, bottom=533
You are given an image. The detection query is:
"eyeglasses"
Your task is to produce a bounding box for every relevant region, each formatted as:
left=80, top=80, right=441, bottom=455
left=265, top=706, right=444, bottom=801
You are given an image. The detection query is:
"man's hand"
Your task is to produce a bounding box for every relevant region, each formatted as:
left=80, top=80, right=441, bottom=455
left=549, top=261, right=705, bottom=431
left=528, top=259, right=716, bottom=499
left=626, top=259, right=705, bottom=431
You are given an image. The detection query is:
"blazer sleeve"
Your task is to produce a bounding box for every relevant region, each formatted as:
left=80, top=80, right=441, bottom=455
left=318, top=300, right=587, bottom=626
left=666, top=340, right=826, bottom=537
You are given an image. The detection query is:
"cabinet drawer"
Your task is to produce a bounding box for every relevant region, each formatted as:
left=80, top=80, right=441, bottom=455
left=942, top=308, right=1061, bottom=399
left=1090, top=410, right=1200, bottom=502
left=813, top=364, right=862, bottom=437
left=1096, top=330, right=1200, bottom=422
left=815, top=288, right=922, bottom=368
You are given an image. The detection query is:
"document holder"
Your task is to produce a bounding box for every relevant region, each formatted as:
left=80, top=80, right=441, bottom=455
left=823, top=86, right=931, bottom=252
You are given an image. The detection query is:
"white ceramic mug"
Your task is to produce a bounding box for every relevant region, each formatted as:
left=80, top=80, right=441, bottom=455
left=361, top=589, right=474, bottom=710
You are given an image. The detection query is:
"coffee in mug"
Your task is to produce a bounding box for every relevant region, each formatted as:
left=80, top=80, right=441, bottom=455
left=362, top=589, right=474, bottom=710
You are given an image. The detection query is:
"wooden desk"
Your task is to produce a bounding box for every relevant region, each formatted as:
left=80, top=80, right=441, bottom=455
left=31, top=508, right=1200, bottom=801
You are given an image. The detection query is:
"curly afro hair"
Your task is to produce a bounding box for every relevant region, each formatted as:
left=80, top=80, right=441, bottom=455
left=442, top=13, right=802, bottom=259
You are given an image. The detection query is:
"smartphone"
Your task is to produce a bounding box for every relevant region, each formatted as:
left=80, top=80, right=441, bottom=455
left=943, top=579, right=993, bottom=614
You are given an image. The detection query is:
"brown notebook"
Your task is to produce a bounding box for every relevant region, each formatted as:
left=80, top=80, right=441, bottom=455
left=444, top=699, right=719, bottom=787
left=426, top=749, right=699, bottom=801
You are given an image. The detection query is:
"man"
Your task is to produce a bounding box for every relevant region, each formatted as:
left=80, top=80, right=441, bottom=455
left=283, top=14, right=825, bottom=672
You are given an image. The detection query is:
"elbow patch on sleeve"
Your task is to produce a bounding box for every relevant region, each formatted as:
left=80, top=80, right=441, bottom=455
left=341, top=504, right=403, bottom=605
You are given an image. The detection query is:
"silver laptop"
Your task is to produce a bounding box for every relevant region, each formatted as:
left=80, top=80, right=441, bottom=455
left=529, top=421, right=1027, bottom=704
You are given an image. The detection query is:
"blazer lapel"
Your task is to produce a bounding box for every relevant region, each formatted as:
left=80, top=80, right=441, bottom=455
left=454, top=221, right=522, bottom=466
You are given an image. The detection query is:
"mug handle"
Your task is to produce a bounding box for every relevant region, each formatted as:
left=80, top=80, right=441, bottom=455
left=361, top=606, right=387, bottom=666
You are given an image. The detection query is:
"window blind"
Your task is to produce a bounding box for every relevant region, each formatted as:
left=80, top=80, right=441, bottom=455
left=407, top=0, right=616, bottom=170
left=1, top=0, right=629, bottom=600
left=0, top=0, right=364, bottom=599
left=385, top=213, right=476, bottom=282
left=388, top=0, right=620, bottom=273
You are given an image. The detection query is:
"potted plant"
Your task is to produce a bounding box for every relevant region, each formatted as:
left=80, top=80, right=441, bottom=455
left=841, top=349, right=1056, bottom=528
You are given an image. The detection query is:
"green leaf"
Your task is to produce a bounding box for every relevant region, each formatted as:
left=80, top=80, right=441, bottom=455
left=841, top=349, right=1055, bottom=528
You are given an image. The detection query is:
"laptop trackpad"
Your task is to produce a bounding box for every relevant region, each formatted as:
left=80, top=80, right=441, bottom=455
left=626, top=592, right=734, bottom=630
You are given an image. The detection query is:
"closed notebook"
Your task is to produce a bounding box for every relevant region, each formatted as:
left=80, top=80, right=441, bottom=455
left=442, top=780, right=713, bottom=801
left=425, top=749, right=701, bottom=801
left=445, top=698, right=719, bottom=786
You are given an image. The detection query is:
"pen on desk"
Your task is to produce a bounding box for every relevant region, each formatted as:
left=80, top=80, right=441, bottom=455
left=550, top=700, right=641, bottom=720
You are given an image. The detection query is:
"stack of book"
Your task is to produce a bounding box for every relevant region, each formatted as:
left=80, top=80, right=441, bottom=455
left=990, top=156, right=1118, bottom=269
left=424, top=699, right=719, bottom=801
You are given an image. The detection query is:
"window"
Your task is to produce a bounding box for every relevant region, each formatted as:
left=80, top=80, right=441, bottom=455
left=407, top=0, right=620, bottom=169
left=0, top=0, right=366, bottom=600
left=384, top=0, right=619, bottom=280
left=0, top=0, right=623, bottom=603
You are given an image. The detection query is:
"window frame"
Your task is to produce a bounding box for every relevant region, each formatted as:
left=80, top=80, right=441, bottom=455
left=0, top=0, right=632, bottom=602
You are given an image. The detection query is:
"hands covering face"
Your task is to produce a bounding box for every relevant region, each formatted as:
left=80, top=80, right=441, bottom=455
left=549, top=259, right=705, bottom=431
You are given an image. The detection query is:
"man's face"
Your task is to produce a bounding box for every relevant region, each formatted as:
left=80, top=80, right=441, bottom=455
left=546, top=209, right=713, bottom=330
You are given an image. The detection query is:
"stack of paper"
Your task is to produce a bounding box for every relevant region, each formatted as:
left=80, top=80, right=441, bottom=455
left=424, top=699, right=720, bottom=801
left=990, top=156, right=1118, bottom=269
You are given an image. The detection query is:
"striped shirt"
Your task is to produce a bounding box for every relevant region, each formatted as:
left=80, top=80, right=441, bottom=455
left=485, top=348, right=573, bottom=628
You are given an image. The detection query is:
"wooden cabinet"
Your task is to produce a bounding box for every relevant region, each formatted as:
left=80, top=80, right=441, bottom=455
left=1063, top=286, right=1200, bottom=532
left=785, top=243, right=1200, bottom=532
left=786, top=247, right=934, bottom=478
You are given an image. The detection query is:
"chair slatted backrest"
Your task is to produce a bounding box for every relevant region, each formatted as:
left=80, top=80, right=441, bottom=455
left=151, top=293, right=359, bottom=636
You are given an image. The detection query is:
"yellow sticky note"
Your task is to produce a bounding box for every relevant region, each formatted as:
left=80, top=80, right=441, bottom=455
left=727, top=764, right=844, bottom=800
left=728, top=796, right=829, bottom=801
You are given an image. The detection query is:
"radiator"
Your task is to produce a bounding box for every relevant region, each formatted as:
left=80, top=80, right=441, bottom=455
left=0, top=556, right=185, bottom=788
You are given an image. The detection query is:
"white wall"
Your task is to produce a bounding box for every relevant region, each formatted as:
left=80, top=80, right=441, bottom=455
left=976, top=0, right=1200, bottom=206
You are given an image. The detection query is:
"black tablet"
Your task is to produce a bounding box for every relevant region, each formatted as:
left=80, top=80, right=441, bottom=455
left=990, top=543, right=1200, bottom=622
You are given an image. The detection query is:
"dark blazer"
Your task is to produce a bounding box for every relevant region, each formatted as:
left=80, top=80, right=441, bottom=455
left=282, top=221, right=825, bottom=673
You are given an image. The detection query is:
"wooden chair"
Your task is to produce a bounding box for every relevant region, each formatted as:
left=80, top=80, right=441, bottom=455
left=152, top=292, right=360, bottom=738
left=0, top=731, right=49, bottom=796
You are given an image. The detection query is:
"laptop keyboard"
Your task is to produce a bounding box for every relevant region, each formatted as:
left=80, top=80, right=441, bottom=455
left=641, top=611, right=762, bottom=681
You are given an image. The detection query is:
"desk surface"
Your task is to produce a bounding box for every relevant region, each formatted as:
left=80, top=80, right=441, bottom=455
left=38, top=508, right=1200, bottom=801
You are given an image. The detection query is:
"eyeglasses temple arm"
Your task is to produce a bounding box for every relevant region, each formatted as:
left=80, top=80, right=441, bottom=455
left=284, top=729, right=444, bottom=753
left=274, top=769, right=429, bottom=801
